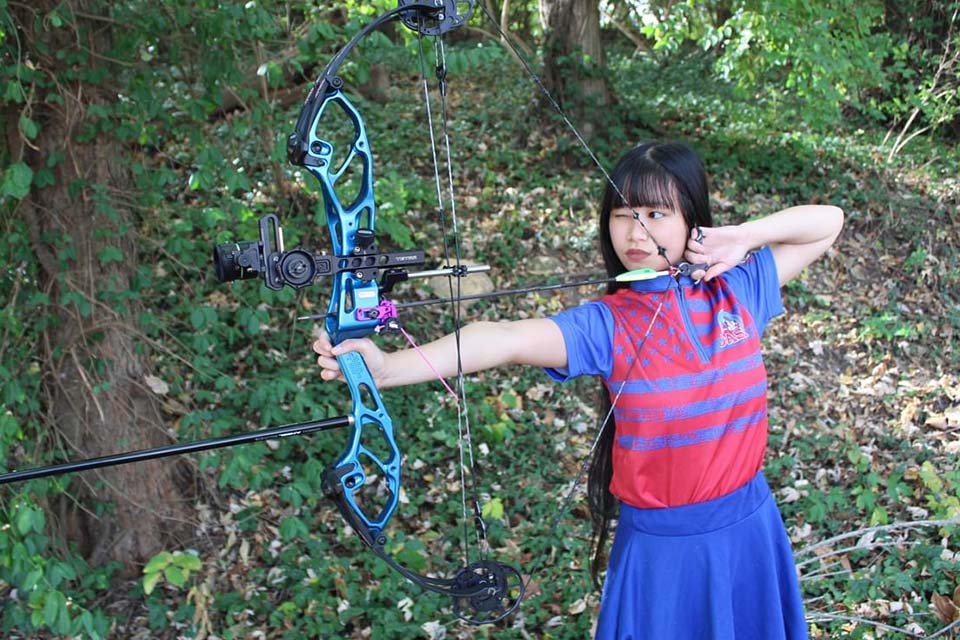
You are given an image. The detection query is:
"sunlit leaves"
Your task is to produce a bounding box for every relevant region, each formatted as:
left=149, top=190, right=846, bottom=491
left=142, top=550, right=203, bottom=595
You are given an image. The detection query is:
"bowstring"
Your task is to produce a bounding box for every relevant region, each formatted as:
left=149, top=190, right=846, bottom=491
left=434, top=33, right=492, bottom=565
left=475, top=2, right=683, bottom=596
left=414, top=26, right=488, bottom=573
left=412, top=0, right=690, bottom=608
left=476, top=4, right=669, bottom=254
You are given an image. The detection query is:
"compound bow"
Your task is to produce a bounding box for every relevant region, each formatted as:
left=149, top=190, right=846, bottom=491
left=218, top=0, right=695, bottom=622
left=279, top=0, right=522, bottom=624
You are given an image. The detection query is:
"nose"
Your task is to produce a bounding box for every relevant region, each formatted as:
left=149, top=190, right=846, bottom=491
left=628, top=217, right=650, bottom=241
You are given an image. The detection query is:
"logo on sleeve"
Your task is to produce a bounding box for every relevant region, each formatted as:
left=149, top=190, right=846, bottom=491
left=718, top=310, right=749, bottom=347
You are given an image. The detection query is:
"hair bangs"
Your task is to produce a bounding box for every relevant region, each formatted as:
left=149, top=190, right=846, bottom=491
left=619, top=168, right=681, bottom=212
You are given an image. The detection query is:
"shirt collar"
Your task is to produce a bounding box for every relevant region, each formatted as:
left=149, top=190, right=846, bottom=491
left=627, top=274, right=699, bottom=292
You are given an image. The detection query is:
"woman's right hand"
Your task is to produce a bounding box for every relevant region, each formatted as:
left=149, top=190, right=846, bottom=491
left=312, top=331, right=388, bottom=385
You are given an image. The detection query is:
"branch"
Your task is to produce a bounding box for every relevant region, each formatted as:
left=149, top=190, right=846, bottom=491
left=795, top=518, right=960, bottom=558
left=805, top=612, right=926, bottom=638
left=797, top=540, right=916, bottom=571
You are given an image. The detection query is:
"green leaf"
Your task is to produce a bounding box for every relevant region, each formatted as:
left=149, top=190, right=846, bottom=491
left=481, top=496, right=505, bottom=520
left=43, top=591, right=64, bottom=629
left=920, top=461, right=944, bottom=493
left=483, top=419, right=510, bottom=443
left=1, top=161, right=33, bottom=199
left=22, top=568, right=43, bottom=591
left=15, top=504, right=37, bottom=535
left=142, top=570, right=162, bottom=595
left=164, top=565, right=186, bottom=587
left=393, top=542, right=427, bottom=572
left=3, top=80, right=25, bottom=103
left=34, top=167, right=55, bottom=188
left=55, top=599, right=72, bottom=634
left=48, top=562, right=69, bottom=587
left=279, top=515, right=308, bottom=541
left=97, top=246, right=124, bottom=264
left=143, top=551, right=173, bottom=574
left=190, top=308, right=206, bottom=330
left=19, top=114, right=39, bottom=139
left=79, top=610, right=95, bottom=636
left=175, top=551, right=202, bottom=571
left=500, top=392, right=519, bottom=409
left=245, top=314, right=260, bottom=335
left=869, top=506, right=889, bottom=526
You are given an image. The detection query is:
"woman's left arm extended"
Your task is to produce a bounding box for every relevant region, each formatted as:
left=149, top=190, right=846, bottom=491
left=685, top=205, right=844, bottom=285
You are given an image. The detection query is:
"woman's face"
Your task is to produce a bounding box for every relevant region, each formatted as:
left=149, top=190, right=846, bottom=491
left=608, top=203, right=689, bottom=272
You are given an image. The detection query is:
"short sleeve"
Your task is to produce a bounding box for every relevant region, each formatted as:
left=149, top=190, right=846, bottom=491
left=720, top=246, right=784, bottom=334
left=544, top=301, right=615, bottom=382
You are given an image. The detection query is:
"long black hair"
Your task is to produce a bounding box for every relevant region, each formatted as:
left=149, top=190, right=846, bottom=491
left=587, top=141, right=714, bottom=589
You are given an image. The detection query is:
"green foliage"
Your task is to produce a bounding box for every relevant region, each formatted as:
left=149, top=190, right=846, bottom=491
left=0, top=161, right=32, bottom=199
left=0, top=492, right=114, bottom=638
left=859, top=311, right=920, bottom=342
left=628, top=0, right=960, bottom=143
left=142, top=551, right=203, bottom=595
left=636, top=1, right=887, bottom=125
left=0, top=0, right=957, bottom=638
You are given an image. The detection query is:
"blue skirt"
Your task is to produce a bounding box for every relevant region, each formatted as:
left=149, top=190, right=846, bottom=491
left=596, top=472, right=807, bottom=640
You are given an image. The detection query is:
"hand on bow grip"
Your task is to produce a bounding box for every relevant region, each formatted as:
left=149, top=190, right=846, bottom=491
left=684, top=225, right=752, bottom=282
left=313, top=331, right=388, bottom=385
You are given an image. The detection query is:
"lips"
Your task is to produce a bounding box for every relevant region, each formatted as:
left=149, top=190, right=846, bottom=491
left=626, top=249, right=651, bottom=262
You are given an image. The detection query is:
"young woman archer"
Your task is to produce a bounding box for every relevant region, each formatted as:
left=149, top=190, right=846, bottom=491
left=314, top=141, right=842, bottom=639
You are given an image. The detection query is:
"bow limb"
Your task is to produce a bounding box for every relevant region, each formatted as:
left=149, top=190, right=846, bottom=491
left=321, top=350, right=400, bottom=545
left=320, top=350, right=522, bottom=624
left=287, top=1, right=472, bottom=169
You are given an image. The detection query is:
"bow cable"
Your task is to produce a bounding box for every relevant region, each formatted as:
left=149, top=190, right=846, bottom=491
left=475, top=3, right=704, bottom=263
left=413, top=21, right=495, bottom=579
left=472, top=2, right=692, bottom=597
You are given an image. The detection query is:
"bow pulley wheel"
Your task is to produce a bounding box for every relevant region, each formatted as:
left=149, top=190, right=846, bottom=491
left=398, top=0, right=474, bottom=36
left=451, top=559, right=525, bottom=625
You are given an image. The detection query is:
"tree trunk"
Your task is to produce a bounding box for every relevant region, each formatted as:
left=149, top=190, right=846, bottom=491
left=538, top=0, right=609, bottom=134
left=6, top=1, right=194, bottom=571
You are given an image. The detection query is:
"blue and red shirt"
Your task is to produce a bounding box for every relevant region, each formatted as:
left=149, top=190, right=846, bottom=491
left=546, top=248, right=783, bottom=508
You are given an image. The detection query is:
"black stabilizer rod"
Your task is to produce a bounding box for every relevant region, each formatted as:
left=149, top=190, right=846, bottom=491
left=0, top=415, right=353, bottom=485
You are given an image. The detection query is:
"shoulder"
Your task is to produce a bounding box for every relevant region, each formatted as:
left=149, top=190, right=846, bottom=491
left=551, top=297, right=616, bottom=332
left=719, top=247, right=784, bottom=333
left=546, top=298, right=617, bottom=380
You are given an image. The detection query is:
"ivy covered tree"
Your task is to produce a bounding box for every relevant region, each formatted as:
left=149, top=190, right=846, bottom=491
left=1, top=1, right=195, bottom=569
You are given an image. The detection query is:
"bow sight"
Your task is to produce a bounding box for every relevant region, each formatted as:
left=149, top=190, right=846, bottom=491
left=212, top=213, right=426, bottom=293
